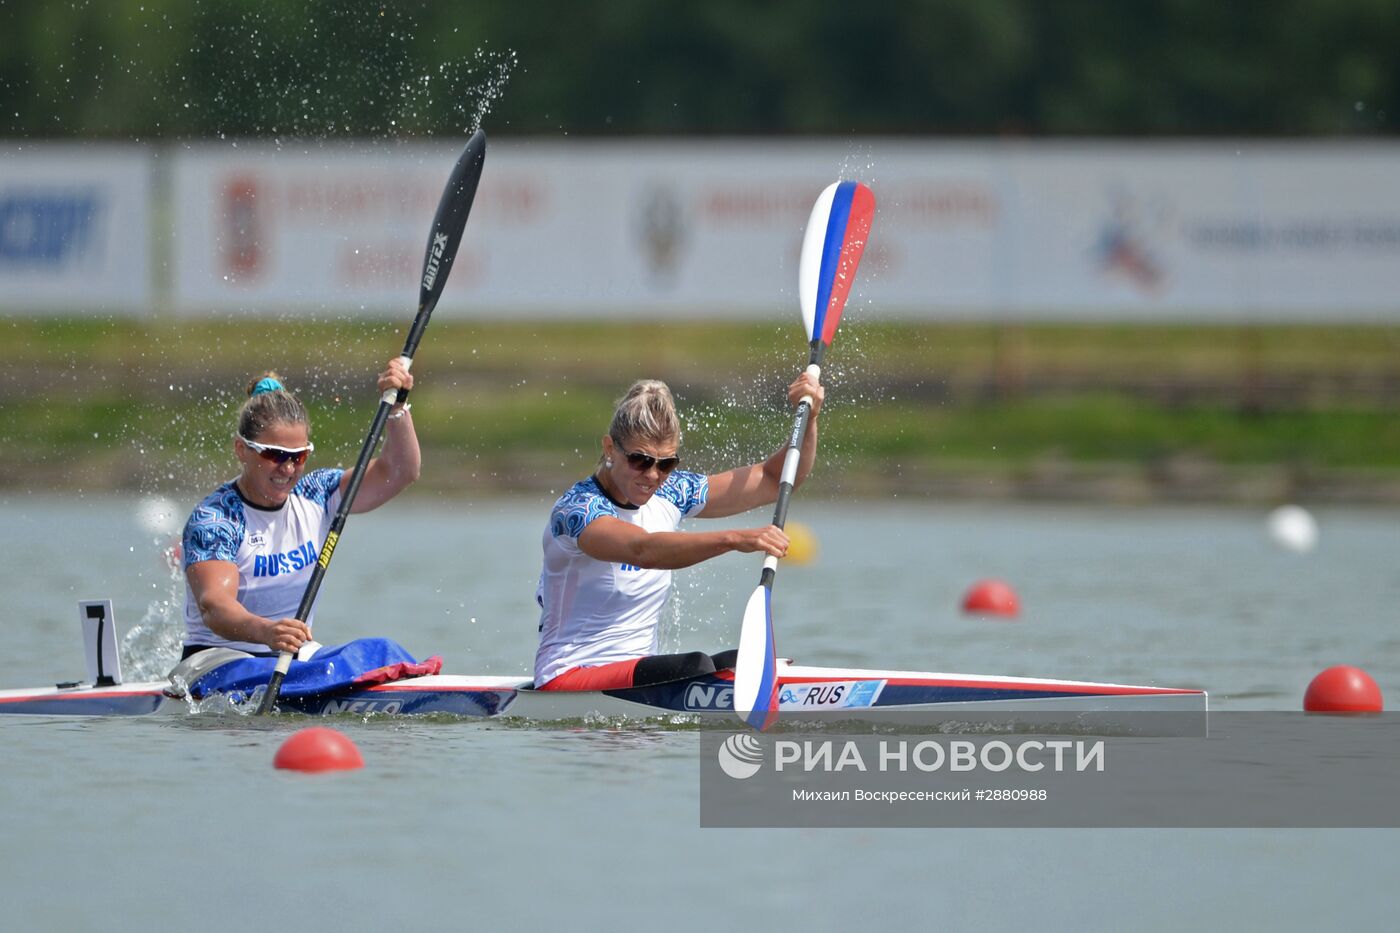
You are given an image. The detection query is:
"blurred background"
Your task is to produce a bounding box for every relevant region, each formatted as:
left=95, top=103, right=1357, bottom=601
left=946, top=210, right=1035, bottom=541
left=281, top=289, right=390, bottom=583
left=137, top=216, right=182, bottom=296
left=4, top=0, right=1400, bottom=504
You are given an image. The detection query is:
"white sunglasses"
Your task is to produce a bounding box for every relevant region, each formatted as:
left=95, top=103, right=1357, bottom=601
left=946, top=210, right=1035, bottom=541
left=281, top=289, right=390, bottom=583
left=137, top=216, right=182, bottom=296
left=238, top=434, right=315, bottom=466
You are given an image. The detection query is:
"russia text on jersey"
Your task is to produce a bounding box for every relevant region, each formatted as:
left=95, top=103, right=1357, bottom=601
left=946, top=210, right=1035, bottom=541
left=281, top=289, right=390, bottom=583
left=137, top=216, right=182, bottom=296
left=252, top=541, right=317, bottom=577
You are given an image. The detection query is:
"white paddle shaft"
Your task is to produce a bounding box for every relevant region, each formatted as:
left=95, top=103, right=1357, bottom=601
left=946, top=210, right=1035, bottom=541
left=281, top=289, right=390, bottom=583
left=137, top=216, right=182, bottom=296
left=798, top=362, right=821, bottom=410
left=379, top=355, right=414, bottom=406
left=776, top=361, right=821, bottom=505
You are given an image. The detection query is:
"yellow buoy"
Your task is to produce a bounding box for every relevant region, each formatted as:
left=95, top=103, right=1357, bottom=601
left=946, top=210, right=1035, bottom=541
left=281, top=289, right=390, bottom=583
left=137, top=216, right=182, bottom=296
left=784, top=521, right=819, bottom=565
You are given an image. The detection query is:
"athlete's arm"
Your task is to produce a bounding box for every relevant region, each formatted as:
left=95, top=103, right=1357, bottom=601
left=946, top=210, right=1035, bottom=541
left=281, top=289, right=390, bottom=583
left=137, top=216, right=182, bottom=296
left=701, top=372, right=823, bottom=519
left=577, top=515, right=788, bottom=570
left=186, top=560, right=311, bottom=654
left=345, top=357, right=422, bottom=513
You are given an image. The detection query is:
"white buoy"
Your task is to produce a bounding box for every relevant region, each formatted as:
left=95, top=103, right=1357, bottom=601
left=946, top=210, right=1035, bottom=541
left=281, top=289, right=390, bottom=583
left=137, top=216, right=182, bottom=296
left=1267, top=504, right=1317, bottom=553
left=136, top=496, right=182, bottom=536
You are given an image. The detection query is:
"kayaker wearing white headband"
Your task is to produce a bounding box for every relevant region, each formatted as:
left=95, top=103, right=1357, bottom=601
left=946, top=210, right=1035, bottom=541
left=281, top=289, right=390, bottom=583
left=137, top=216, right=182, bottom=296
left=180, top=360, right=419, bottom=659
left=534, top=373, right=822, bottom=691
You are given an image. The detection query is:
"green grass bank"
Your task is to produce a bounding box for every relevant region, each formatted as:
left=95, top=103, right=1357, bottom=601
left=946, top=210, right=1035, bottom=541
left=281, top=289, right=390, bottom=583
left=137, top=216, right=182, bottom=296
left=5, top=317, right=1400, bottom=504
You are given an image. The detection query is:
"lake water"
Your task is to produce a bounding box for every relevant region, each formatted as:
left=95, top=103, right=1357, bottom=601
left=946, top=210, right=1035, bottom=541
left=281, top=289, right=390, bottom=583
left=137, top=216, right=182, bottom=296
left=1, top=493, right=1397, bottom=930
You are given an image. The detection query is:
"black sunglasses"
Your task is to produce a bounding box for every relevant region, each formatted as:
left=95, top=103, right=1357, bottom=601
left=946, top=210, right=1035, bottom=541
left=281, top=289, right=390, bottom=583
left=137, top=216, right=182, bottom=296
left=616, top=444, right=680, bottom=475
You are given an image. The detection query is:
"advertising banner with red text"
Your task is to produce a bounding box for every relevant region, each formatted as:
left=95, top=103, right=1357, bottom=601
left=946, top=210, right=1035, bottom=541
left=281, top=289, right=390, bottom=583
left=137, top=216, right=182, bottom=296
left=159, top=139, right=1400, bottom=322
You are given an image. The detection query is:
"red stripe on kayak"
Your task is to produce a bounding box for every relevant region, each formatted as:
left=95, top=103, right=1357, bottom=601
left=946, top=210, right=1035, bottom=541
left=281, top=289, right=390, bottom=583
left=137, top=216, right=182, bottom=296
left=0, top=689, right=167, bottom=704
left=774, top=675, right=1201, bottom=696
left=362, top=683, right=516, bottom=694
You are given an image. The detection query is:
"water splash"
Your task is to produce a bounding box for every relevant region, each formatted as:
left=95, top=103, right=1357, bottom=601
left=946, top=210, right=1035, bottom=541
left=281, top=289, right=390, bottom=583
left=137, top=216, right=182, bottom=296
left=439, top=47, right=518, bottom=134
left=119, top=536, right=186, bottom=680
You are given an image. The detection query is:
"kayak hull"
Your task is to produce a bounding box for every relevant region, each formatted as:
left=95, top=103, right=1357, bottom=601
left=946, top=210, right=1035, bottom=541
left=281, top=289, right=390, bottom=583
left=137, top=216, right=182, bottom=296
left=0, top=664, right=1207, bottom=726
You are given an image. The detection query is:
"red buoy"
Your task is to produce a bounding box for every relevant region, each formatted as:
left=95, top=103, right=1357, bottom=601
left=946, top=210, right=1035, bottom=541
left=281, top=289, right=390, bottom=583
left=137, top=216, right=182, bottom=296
left=1304, top=666, right=1383, bottom=713
left=961, top=579, right=1020, bottom=618
left=274, top=727, right=365, bottom=772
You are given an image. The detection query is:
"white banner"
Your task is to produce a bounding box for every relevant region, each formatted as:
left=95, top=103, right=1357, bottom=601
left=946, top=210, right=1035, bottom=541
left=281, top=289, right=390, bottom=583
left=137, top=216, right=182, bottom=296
left=0, top=145, right=152, bottom=314
left=986, top=143, right=1400, bottom=319
left=143, top=139, right=1400, bottom=321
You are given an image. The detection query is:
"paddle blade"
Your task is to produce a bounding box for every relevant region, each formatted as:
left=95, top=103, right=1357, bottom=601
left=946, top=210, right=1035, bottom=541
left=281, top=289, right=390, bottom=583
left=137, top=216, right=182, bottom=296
left=418, top=129, right=487, bottom=317
left=733, top=584, right=779, bottom=731
left=798, top=180, right=876, bottom=345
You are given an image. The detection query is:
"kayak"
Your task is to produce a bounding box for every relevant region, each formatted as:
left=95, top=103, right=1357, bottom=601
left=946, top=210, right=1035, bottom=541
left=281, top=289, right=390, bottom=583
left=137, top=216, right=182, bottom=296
left=0, top=662, right=1207, bottom=725
left=3, top=600, right=1206, bottom=727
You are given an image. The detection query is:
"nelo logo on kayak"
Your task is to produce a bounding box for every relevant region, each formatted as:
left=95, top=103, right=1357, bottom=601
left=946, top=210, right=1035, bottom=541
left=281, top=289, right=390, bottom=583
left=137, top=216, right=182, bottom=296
left=684, top=683, right=733, bottom=711
left=320, top=698, right=404, bottom=715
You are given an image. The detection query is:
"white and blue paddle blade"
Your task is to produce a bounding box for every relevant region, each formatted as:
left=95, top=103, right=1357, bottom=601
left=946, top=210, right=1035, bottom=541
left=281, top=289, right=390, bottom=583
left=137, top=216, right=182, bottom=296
left=734, top=584, right=779, bottom=731
left=798, top=180, right=876, bottom=345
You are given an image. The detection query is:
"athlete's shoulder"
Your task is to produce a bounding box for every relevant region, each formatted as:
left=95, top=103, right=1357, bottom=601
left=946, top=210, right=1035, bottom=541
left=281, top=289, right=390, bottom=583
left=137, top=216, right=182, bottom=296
left=293, top=468, right=345, bottom=508
left=187, top=481, right=243, bottom=527
left=549, top=477, right=617, bottom=539
left=656, top=469, right=709, bottom=517
left=183, top=481, right=245, bottom=565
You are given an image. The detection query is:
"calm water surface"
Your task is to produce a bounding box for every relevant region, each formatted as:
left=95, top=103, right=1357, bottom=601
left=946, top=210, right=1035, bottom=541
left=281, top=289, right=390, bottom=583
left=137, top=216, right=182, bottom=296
left=1, top=493, right=1397, bottom=930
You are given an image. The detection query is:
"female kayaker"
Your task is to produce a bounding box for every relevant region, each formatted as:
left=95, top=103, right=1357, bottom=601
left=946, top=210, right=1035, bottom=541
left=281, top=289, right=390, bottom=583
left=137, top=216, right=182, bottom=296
left=534, top=373, right=822, bottom=690
left=180, top=361, right=419, bottom=659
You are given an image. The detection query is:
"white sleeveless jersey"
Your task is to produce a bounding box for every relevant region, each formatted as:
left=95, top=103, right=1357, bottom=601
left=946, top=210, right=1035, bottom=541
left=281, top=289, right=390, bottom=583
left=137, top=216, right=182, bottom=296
left=181, top=469, right=344, bottom=653
left=534, top=471, right=709, bottom=685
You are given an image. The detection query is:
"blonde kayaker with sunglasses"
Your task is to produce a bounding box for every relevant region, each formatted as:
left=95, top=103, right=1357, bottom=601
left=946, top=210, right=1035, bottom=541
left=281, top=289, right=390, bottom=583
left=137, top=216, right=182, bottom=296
left=180, top=360, right=419, bottom=661
left=534, top=373, right=822, bottom=691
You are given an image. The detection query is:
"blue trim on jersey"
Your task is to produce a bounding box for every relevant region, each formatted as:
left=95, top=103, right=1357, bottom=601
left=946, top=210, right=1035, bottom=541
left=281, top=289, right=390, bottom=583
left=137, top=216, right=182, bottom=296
left=548, top=471, right=707, bottom=540
left=656, top=470, right=708, bottom=517
left=295, top=468, right=345, bottom=508
left=550, top=478, right=618, bottom=539
left=183, top=483, right=245, bottom=566
left=182, top=469, right=342, bottom=567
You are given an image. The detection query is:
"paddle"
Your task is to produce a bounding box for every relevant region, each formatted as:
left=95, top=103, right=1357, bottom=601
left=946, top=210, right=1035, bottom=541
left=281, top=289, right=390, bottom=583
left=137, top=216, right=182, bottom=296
left=254, top=130, right=487, bottom=715
left=733, top=180, right=875, bottom=731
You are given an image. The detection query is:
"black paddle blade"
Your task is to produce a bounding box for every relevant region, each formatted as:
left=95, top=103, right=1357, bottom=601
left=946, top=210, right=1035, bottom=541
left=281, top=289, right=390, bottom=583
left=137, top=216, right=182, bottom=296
left=414, top=129, right=487, bottom=329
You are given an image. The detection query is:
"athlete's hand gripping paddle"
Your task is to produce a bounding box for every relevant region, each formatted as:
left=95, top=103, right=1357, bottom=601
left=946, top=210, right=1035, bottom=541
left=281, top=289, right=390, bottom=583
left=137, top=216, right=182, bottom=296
left=733, top=180, right=875, bottom=731
left=254, top=130, right=487, bottom=715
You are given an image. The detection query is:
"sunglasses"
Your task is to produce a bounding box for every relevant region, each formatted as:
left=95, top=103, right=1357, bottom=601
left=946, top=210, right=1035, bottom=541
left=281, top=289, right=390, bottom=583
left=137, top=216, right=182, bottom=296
left=239, top=434, right=315, bottom=467
left=617, top=445, right=680, bottom=475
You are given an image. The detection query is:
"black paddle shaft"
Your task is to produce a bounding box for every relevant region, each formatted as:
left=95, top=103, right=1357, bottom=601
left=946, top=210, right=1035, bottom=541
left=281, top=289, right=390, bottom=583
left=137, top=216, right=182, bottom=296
left=254, top=131, right=487, bottom=715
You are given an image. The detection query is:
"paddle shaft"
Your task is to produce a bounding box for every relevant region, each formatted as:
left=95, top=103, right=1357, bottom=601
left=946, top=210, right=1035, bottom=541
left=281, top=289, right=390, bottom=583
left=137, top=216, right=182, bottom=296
left=733, top=340, right=823, bottom=731
left=758, top=339, right=825, bottom=588
left=254, top=131, right=485, bottom=714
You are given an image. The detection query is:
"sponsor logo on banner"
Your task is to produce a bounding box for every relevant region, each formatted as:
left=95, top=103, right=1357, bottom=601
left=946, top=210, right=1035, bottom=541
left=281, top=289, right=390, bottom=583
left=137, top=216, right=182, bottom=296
left=0, top=189, right=101, bottom=267
left=221, top=176, right=263, bottom=280
left=1095, top=188, right=1170, bottom=293
left=777, top=680, right=885, bottom=710
left=637, top=185, right=687, bottom=284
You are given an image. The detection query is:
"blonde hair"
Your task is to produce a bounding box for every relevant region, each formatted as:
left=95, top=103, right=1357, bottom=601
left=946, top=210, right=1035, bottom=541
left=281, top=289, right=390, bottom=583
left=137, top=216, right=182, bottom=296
left=237, top=370, right=309, bottom=440
left=608, top=379, right=680, bottom=449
